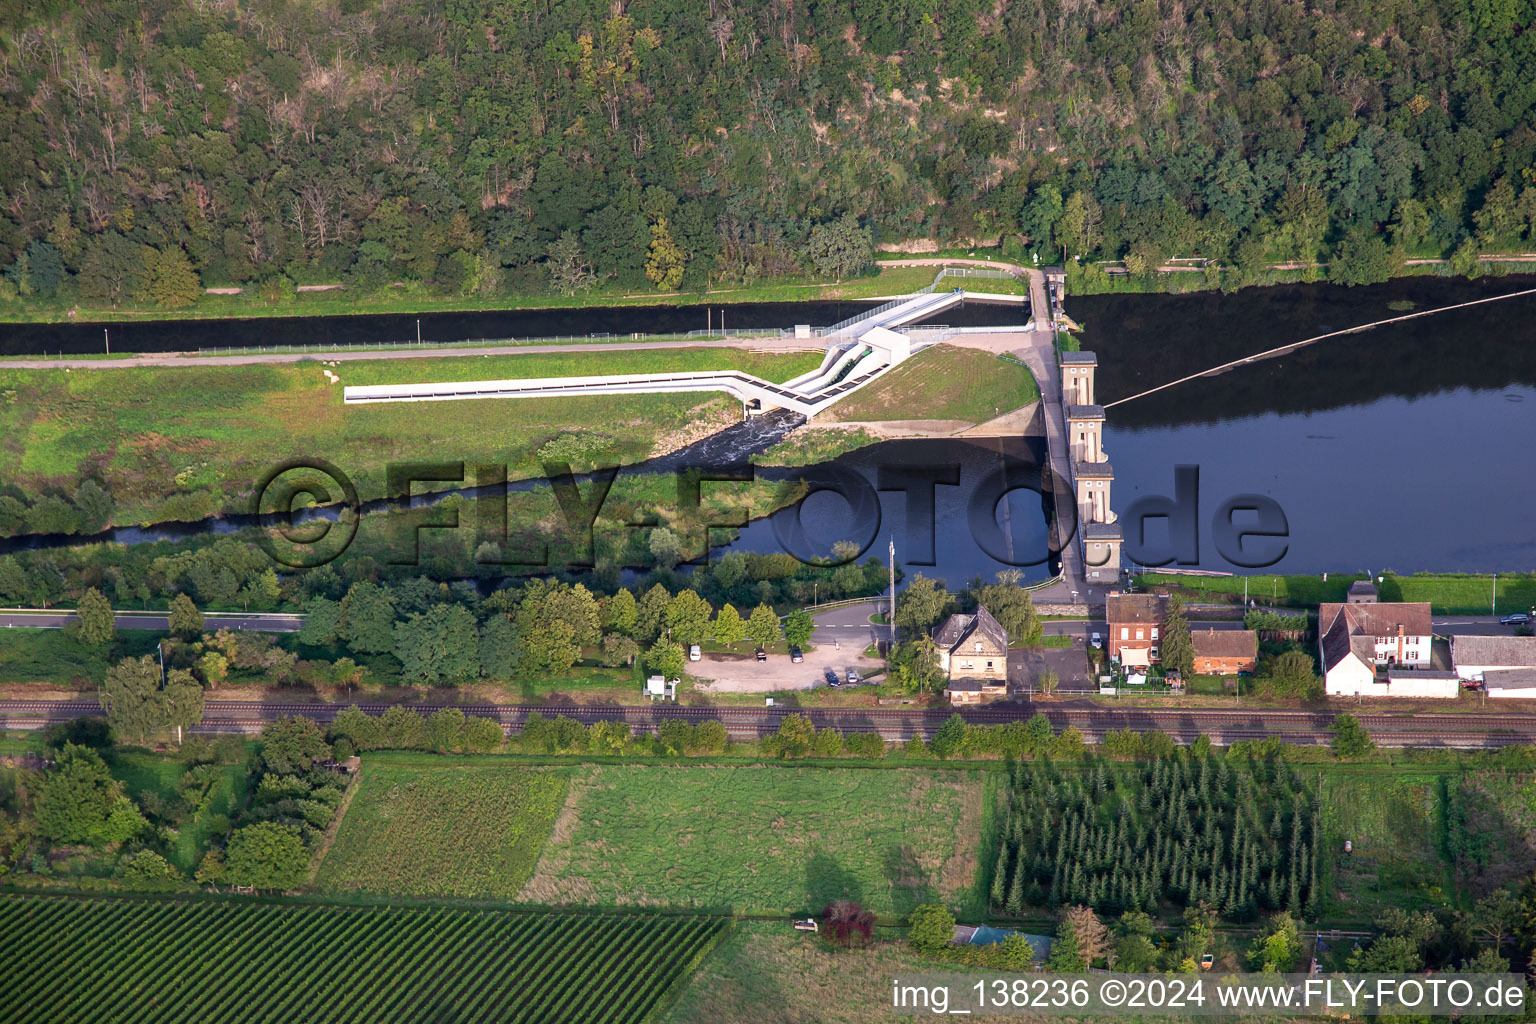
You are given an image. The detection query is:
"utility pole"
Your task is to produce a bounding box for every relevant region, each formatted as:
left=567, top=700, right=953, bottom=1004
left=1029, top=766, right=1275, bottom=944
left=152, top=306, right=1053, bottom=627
left=1491, top=572, right=1497, bottom=617
left=887, top=537, right=896, bottom=653
left=104, top=328, right=110, bottom=355
left=416, top=319, right=422, bottom=345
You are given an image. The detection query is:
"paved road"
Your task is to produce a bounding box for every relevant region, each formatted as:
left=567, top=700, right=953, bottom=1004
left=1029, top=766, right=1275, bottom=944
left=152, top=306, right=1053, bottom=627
left=1433, top=615, right=1534, bottom=636
left=0, top=609, right=303, bottom=632
left=810, top=600, right=887, bottom=649
left=0, top=336, right=824, bottom=370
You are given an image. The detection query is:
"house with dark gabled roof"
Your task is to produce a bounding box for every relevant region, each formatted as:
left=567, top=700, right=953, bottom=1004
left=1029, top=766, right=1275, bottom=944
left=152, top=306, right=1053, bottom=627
left=934, top=605, right=1008, bottom=684
left=1105, top=591, right=1167, bottom=669
left=1318, top=601, right=1435, bottom=696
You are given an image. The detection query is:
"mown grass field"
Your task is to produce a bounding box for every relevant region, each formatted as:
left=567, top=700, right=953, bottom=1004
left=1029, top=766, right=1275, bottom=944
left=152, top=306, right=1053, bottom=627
left=0, top=895, right=727, bottom=1024
left=821, top=345, right=1039, bottom=425
left=0, top=347, right=820, bottom=527
left=663, top=921, right=957, bottom=1024
left=520, top=764, right=985, bottom=916
left=314, top=763, right=567, bottom=900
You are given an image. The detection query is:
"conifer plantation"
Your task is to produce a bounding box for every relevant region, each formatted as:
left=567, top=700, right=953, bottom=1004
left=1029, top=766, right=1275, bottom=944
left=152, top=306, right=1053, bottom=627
left=990, top=754, right=1324, bottom=922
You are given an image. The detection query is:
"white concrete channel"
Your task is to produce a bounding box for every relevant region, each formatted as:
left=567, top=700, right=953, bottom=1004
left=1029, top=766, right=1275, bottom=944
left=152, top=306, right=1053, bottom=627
left=343, top=289, right=992, bottom=416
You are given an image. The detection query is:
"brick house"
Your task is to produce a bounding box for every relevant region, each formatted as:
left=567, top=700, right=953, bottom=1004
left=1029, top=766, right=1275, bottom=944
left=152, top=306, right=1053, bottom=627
left=1105, top=592, right=1167, bottom=669
left=934, top=606, right=1008, bottom=682
left=1191, top=629, right=1258, bottom=675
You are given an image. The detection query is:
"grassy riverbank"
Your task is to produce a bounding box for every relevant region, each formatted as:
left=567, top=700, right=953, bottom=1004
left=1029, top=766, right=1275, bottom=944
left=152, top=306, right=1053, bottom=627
left=818, top=345, right=1039, bottom=426
left=1136, top=571, right=1536, bottom=615
left=1064, top=256, right=1536, bottom=297
left=0, top=347, right=821, bottom=530
left=0, top=264, right=974, bottom=327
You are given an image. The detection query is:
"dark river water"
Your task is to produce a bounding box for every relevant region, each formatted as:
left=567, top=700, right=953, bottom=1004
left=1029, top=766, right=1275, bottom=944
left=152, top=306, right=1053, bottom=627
left=719, top=434, right=1057, bottom=588
left=0, top=298, right=1028, bottom=355
left=1077, top=275, right=1536, bottom=574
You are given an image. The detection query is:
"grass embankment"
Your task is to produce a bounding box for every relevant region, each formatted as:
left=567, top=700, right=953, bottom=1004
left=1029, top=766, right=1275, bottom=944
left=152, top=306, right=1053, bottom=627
left=521, top=764, right=985, bottom=917
left=820, top=344, right=1039, bottom=426
left=313, top=763, right=567, bottom=900
left=752, top=426, right=884, bottom=466
left=0, top=264, right=951, bottom=326
left=0, top=347, right=820, bottom=528
left=1137, top=571, right=1536, bottom=614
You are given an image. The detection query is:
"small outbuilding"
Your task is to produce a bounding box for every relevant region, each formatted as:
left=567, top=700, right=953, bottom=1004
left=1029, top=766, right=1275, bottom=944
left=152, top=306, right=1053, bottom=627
left=1191, top=629, right=1258, bottom=676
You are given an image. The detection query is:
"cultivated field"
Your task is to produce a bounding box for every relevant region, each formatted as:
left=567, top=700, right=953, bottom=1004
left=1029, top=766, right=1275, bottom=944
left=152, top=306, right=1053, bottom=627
left=314, top=763, right=567, bottom=899
left=820, top=344, right=1039, bottom=425
left=0, top=895, right=727, bottom=1024
left=521, top=764, right=985, bottom=916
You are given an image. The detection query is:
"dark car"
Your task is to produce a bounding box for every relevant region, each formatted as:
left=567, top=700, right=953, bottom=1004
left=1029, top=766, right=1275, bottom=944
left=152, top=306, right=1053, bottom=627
left=755, top=648, right=768, bottom=662
left=789, top=647, right=803, bottom=663
left=1500, top=613, right=1531, bottom=625
left=824, top=668, right=840, bottom=687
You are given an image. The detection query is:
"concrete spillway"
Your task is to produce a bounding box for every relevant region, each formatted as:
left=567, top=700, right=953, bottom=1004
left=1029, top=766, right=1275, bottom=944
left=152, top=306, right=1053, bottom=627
left=343, top=289, right=984, bottom=414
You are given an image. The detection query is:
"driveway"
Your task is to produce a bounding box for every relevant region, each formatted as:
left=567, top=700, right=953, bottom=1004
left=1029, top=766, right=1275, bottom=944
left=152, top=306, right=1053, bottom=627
left=1009, top=644, right=1091, bottom=693
left=690, top=644, right=883, bottom=693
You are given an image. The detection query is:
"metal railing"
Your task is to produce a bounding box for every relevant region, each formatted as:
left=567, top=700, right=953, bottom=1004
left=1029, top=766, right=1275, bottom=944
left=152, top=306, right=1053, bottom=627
left=914, top=266, right=1023, bottom=296
left=820, top=295, right=913, bottom=336
left=198, top=328, right=795, bottom=357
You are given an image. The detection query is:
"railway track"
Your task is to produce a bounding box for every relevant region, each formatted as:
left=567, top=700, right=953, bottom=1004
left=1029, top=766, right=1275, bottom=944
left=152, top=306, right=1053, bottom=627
left=5, top=699, right=1536, bottom=748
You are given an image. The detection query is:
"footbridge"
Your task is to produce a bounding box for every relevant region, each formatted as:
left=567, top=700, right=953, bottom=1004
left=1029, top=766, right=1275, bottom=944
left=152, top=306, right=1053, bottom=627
left=343, top=288, right=993, bottom=416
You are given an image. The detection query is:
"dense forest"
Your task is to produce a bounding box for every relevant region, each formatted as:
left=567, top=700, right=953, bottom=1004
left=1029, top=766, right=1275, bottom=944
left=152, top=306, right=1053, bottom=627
left=2, top=0, right=1536, bottom=309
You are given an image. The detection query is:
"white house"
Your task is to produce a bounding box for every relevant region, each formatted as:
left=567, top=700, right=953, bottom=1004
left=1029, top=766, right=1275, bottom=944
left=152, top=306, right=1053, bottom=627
left=1451, top=635, right=1536, bottom=682
left=1318, top=601, right=1434, bottom=696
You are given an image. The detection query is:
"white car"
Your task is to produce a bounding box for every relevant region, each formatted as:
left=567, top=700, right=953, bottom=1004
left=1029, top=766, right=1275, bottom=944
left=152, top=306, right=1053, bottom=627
left=1090, top=632, right=1103, bottom=649
left=688, top=644, right=701, bottom=661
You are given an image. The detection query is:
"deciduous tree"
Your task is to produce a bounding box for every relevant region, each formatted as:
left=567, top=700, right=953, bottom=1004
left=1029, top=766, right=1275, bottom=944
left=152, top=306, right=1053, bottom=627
left=75, top=587, right=115, bottom=648
left=746, top=602, right=782, bottom=647
left=225, top=822, right=308, bottom=890
left=167, top=594, right=204, bottom=640
left=136, top=246, right=202, bottom=308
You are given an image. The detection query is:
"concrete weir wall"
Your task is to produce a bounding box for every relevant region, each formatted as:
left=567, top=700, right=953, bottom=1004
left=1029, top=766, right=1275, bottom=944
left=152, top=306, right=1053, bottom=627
left=343, top=288, right=1005, bottom=417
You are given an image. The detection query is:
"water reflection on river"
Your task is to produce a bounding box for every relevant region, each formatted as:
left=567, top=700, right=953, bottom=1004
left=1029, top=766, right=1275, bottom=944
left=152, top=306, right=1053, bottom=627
left=1078, top=277, right=1536, bottom=573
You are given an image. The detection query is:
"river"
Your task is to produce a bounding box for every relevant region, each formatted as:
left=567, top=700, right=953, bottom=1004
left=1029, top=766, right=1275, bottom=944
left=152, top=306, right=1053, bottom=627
left=6, top=276, right=1534, bottom=577
left=1078, top=275, right=1536, bottom=574
left=0, top=298, right=1027, bottom=356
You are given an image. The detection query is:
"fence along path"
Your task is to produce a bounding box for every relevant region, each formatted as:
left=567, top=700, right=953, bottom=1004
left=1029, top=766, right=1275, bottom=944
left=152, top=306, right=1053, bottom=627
left=1103, top=286, right=1536, bottom=409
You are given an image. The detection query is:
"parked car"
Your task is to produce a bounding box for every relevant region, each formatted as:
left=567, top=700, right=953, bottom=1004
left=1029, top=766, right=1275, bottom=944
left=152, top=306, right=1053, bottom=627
left=755, top=648, right=768, bottom=662
left=846, top=669, right=860, bottom=684
left=789, top=647, right=803, bottom=663
left=824, top=668, right=840, bottom=687
left=1500, top=613, right=1531, bottom=625
left=1090, top=632, right=1103, bottom=649
left=688, top=644, right=701, bottom=661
